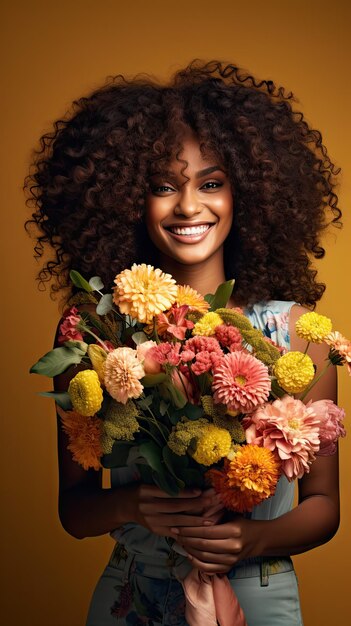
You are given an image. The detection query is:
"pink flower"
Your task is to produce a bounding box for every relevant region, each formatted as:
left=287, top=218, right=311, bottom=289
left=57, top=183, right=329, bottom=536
left=136, top=341, right=162, bottom=375
left=104, top=347, right=145, bottom=404
left=58, top=306, right=84, bottom=343
left=244, top=395, right=320, bottom=480
left=215, top=324, right=242, bottom=351
left=308, top=399, right=346, bottom=456
left=171, top=369, right=196, bottom=404
left=212, top=351, right=271, bottom=413
left=326, top=331, right=351, bottom=375
left=183, top=336, right=223, bottom=356
left=148, top=342, right=181, bottom=366
left=157, top=305, right=194, bottom=340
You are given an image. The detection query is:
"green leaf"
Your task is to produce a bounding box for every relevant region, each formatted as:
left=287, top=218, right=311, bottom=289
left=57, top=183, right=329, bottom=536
left=183, top=403, right=204, bottom=420
left=181, top=468, right=205, bottom=489
left=63, top=340, right=88, bottom=355
left=209, top=279, right=235, bottom=311
left=69, top=270, right=93, bottom=292
left=137, top=396, right=153, bottom=410
left=30, top=346, right=85, bottom=377
left=159, top=400, right=169, bottom=416
left=101, top=441, right=134, bottom=469
left=132, top=331, right=149, bottom=346
left=96, top=293, right=113, bottom=315
left=89, top=276, right=104, bottom=291
left=204, top=293, right=215, bottom=306
left=151, top=470, right=181, bottom=496
left=38, top=391, right=72, bottom=409
left=141, top=373, right=167, bottom=387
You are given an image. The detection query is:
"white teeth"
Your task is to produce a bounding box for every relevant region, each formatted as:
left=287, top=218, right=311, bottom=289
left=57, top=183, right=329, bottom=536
left=169, top=224, right=211, bottom=236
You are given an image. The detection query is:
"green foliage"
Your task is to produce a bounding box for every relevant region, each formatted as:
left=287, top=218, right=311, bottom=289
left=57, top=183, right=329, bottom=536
left=30, top=342, right=88, bottom=377
left=89, top=276, right=104, bottom=291
left=69, top=270, right=93, bottom=292
left=38, top=391, right=72, bottom=409
left=96, top=293, right=113, bottom=315
left=206, top=279, right=235, bottom=311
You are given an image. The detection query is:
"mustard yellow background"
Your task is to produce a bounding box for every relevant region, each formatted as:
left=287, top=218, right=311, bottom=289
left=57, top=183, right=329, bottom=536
left=1, top=1, right=350, bottom=624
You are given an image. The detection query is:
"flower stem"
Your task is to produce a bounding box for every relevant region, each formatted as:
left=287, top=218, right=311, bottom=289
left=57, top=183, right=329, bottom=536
left=78, top=323, right=111, bottom=352
left=299, top=360, right=332, bottom=401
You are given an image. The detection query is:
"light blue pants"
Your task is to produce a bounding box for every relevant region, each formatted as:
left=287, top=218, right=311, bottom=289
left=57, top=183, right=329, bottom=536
left=86, top=545, right=304, bottom=626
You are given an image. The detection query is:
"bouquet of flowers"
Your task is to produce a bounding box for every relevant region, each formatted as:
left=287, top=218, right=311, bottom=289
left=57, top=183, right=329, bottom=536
left=30, top=263, right=349, bottom=514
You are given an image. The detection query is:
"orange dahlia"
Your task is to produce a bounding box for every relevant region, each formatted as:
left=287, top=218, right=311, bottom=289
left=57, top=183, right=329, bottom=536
left=56, top=405, right=103, bottom=471
left=176, top=284, right=210, bottom=314
left=206, top=445, right=280, bottom=512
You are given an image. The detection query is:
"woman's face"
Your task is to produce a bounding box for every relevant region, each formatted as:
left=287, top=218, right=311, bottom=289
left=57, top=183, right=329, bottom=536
left=145, top=134, right=233, bottom=268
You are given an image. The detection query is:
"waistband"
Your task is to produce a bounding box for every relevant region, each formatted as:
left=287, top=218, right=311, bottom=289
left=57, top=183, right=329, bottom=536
left=109, top=543, right=294, bottom=588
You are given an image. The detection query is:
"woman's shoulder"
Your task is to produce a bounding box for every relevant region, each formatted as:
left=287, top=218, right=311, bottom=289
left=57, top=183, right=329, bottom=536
left=244, top=300, right=298, bottom=350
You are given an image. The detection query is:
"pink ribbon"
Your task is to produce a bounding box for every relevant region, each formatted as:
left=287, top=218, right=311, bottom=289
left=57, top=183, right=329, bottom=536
left=181, top=568, right=248, bottom=626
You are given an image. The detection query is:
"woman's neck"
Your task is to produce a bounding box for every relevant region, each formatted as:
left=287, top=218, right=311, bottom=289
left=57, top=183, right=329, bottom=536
left=158, top=249, right=227, bottom=298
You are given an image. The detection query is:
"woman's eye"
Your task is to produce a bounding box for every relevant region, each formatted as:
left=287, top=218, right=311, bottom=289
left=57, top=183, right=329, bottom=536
left=201, top=181, right=223, bottom=190
left=151, top=185, right=175, bottom=194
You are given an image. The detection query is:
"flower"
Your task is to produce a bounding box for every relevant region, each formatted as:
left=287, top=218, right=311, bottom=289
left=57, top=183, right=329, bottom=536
left=57, top=306, right=84, bottom=343
left=215, top=324, right=243, bottom=351
left=193, top=312, right=224, bottom=337
left=101, top=400, right=140, bottom=453
left=206, top=445, right=280, bottom=512
left=308, top=399, right=346, bottom=456
left=212, top=351, right=271, bottom=413
left=136, top=341, right=162, bottom=375
left=244, top=395, right=320, bottom=480
left=113, top=263, right=178, bottom=324
left=88, top=344, right=108, bottom=384
left=68, top=370, right=103, bottom=416
left=176, top=284, right=210, bottom=314
left=104, top=347, right=145, bottom=404
left=57, top=405, right=102, bottom=470
left=325, top=331, right=351, bottom=374
left=156, top=305, right=194, bottom=340
left=192, top=424, right=232, bottom=465
left=148, top=342, right=181, bottom=366
left=295, top=312, right=332, bottom=343
left=274, top=351, right=315, bottom=393
left=212, top=414, right=246, bottom=443
left=168, top=418, right=210, bottom=456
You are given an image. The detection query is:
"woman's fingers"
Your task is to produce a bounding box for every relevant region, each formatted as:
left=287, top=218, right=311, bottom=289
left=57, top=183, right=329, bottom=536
left=140, top=485, right=201, bottom=499
left=186, top=554, right=232, bottom=575
left=150, top=514, right=211, bottom=528
left=185, top=546, right=236, bottom=565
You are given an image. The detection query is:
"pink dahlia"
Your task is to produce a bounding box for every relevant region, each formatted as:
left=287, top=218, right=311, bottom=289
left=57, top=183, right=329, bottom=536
left=308, top=399, right=346, bottom=456
left=58, top=306, right=84, bottom=343
left=244, top=395, right=320, bottom=480
left=104, top=347, right=145, bottom=404
left=212, top=351, right=271, bottom=413
left=215, top=324, right=243, bottom=351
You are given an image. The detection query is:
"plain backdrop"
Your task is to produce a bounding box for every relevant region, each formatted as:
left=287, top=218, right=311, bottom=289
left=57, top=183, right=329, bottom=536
left=1, top=1, right=350, bottom=625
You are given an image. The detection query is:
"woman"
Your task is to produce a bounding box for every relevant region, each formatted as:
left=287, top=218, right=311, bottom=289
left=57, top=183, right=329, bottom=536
left=26, top=60, right=341, bottom=625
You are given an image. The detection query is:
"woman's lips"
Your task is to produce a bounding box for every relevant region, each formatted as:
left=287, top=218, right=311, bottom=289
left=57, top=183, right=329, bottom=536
left=164, top=223, right=214, bottom=243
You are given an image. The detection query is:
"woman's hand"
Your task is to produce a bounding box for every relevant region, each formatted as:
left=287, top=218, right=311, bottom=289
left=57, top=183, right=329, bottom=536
left=173, top=517, right=263, bottom=574
left=129, top=485, right=224, bottom=539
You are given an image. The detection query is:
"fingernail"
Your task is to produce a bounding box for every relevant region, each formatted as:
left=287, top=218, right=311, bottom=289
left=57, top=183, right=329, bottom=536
left=171, top=527, right=179, bottom=534
left=203, top=520, right=214, bottom=526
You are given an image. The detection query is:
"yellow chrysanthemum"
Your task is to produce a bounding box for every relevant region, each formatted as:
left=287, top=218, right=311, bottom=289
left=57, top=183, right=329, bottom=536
left=193, top=312, right=224, bottom=337
left=295, top=312, right=332, bottom=343
left=212, top=414, right=246, bottom=443
left=176, top=284, right=210, bottom=314
left=56, top=405, right=102, bottom=470
left=68, top=369, right=103, bottom=416
left=192, top=424, right=232, bottom=466
left=113, top=263, right=178, bottom=324
left=88, top=344, right=107, bottom=384
left=206, top=445, right=280, bottom=512
left=168, top=418, right=209, bottom=456
left=274, top=351, right=315, bottom=394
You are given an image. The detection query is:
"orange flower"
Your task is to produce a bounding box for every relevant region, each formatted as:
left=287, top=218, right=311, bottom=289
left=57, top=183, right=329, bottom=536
left=326, top=331, right=351, bottom=374
left=206, top=445, right=280, bottom=512
left=56, top=405, right=103, bottom=471
left=176, top=284, right=210, bottom=314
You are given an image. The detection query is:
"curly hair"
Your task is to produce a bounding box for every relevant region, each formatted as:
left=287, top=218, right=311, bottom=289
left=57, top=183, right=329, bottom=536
left=25, top=59, right=342, bottom=308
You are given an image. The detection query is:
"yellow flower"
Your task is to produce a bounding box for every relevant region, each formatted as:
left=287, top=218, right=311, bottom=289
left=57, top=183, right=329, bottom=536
left=56, top=405, right=102, bottom=470
left=176, top=285, right=210, bottom=314
left=68, top=370, right=103, bottom=416
left=192, top=424, right=232, bottom=466
left=88, top=344, right=107, bottom=384
left=168, top=418, right=209, bottom=456
left=206, top=445, right=280, bottom=512
left=212, top=414, right=246, bottom=443
left=274, top=351, right=315, bottom=394
left=295, top=312, right=332, bottom=343
left=113, top=264, right=178, bottom=324
left=193, top=312, right=223, bottom=337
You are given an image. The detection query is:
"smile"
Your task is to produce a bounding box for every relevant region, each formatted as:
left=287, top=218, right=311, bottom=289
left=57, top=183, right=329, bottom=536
left=167, top=224, right=211, bottom=236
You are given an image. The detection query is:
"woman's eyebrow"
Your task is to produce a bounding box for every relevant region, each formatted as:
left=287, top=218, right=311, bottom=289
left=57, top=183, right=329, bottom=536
left=195, top=166, right=224, bottom=178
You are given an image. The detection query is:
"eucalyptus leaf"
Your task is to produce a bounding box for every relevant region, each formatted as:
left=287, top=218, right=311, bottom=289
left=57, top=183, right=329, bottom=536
left=63, top=340, right=88, bottom=355
left=183, top=403, right=204, bottom=420
left=39, top=391, right=72, bottom=410
left=89, top=276, right=104, bottom=291
left=141, top=373, right=167, bottom=387
left=30, top=346, right=84, bottom=377
left=96, top=293, right=113, bottom=315
left=69, top=270, right=93, bottom=292
left=132, top=331, right=149, bottom=346
left=209, top=279, right=235, bottom=311
left=159, top=399, right=169, bottom=416
left=137, top=396, right=153, bottom=410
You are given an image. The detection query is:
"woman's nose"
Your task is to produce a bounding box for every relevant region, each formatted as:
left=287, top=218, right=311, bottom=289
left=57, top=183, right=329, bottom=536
left=174, top=186, right=201, bottom=216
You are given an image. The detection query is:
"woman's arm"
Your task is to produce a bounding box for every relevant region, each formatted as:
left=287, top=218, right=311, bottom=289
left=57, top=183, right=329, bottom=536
left=175, top=304, right=340, bottom=573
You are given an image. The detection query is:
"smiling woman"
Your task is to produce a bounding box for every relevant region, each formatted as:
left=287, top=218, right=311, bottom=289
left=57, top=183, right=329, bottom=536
left=25, top=59, right=343, bottom=626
